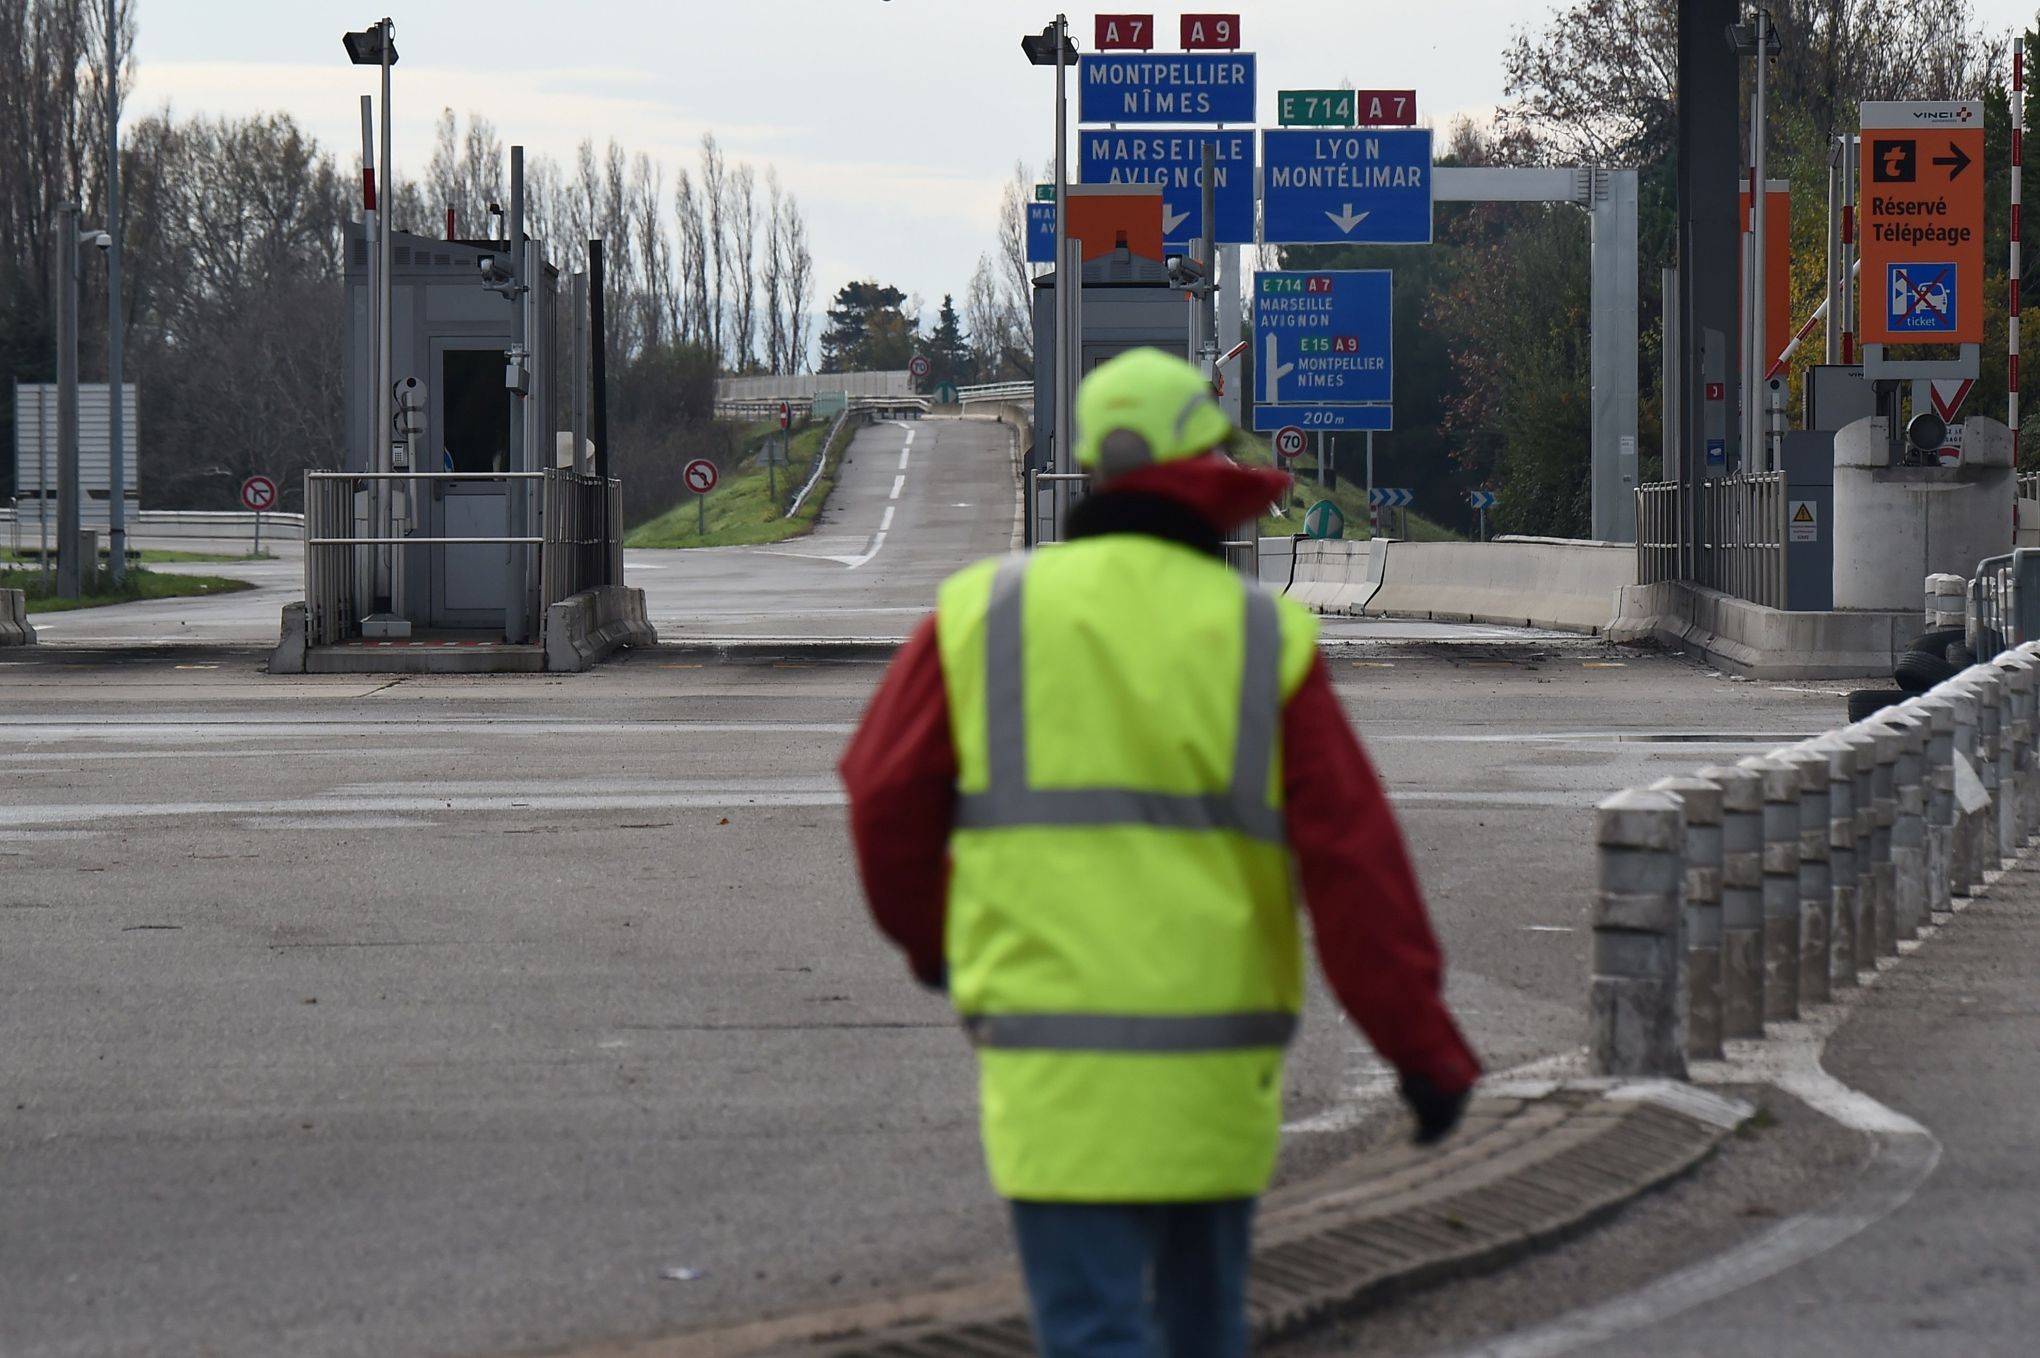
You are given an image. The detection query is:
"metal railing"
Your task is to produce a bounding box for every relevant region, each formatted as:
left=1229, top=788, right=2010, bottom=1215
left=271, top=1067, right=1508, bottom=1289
left=302, top=468, right=621, bottom=648
left=956, top=380, right=1034, bottom=406
left=714, top=393, right=930, bottom=422
left=1635, top=472, right=1787, bottom=609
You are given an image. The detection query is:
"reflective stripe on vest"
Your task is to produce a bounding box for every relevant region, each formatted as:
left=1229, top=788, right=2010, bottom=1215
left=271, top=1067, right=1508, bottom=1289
left=964, top=1011, right=1299, bottom=1052
left=953, top=555, right=1285, bottom=844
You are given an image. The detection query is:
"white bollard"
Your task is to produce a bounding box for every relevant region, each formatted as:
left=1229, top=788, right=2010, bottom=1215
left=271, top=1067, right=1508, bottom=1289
left=1652, top=774, right=1725, bottom=1061
left=1740, top=753, right=1803, bottom=1022
left=1590, top=788, right=1688, bottom=1079
left=1699, top=763, right=1765, bottom=1040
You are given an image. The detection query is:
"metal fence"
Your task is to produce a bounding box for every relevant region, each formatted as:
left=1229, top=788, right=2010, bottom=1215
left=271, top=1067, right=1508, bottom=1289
left=302, top=468, right=621, bottom=648
left=1635, top=471, right=1787, bottom=609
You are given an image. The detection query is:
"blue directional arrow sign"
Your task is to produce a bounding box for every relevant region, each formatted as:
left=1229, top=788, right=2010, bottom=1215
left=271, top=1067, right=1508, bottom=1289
left=1078, top=53, right=1256, bottom=125
left=1368, top=487, right=1413, bottom=509
left=1253, top=268, right=1392, bottom=408
left=1026, top=201, right=1057, bottom=264
left=1261, top=128, right=1433, bottom=245
left=1467, top=490, right=1500, bottom=511
left=1079, top=130, right=1255, bottom=249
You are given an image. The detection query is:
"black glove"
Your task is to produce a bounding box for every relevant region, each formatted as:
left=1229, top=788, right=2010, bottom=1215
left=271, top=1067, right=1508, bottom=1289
left=1399, top=1071, right=1470, bottom=1146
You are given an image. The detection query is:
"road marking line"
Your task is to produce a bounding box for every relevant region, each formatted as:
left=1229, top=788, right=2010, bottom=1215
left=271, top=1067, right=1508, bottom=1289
left=890, top=475, right=906, bottom=500
left=899, top=449, right=911, bottom=470
left=881, top=506, right=895, bottom=532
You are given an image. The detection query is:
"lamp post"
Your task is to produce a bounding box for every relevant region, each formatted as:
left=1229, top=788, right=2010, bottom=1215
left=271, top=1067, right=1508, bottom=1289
left=105, top=0, right=127, bottom=583
left=1730, top=9, right=1779, bottom=470
left=1023, top=17, right=1078, bottom=540
left=344, top=18, right=398, bottom=617
left=53, top=209, right=112, bottom=600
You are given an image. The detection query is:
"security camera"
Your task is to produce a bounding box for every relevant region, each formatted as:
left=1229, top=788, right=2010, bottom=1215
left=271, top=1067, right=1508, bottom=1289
left=85, top=231, right=111, bottom=251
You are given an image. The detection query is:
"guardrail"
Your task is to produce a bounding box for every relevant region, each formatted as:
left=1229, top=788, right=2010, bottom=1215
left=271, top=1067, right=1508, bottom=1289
left=956, top=380, right=1033, bottom=406
left=1635, top=472, right=1786, bottom=609
left=301, top=469, right=619, bottom=648
left=1591, top=645, right=2039, bottom=1077
left=786, top=406, right=856, bottom=519
left=715, top=393, right=931, bottom=422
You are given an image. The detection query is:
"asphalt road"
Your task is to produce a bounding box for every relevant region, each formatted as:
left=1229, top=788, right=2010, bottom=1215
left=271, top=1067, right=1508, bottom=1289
left=0, top=645, right=1850, bottom=1358
left=1, top=417, right=1864, bottom=1357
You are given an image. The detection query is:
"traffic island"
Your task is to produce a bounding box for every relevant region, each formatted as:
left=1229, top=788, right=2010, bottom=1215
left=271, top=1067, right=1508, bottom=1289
left=540, top=1084, right=1741, bottom=1358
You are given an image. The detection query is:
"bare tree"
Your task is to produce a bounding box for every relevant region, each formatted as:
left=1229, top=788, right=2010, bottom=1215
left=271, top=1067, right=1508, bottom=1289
left=762, top=168, right=787, bottom=373
left=675, top=165, right=710, bottom=346
left=784, top=193, right=814, bottom=373
left=728, top=161, right=759, bottom=372
left=630, top=152, right=669, bottom=349
left=700, top=131, right=728, bottom=364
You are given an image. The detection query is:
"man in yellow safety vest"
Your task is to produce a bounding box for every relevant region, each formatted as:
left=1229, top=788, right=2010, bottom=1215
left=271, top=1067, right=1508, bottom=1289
left=841, top=347, right=1479, bottom=1358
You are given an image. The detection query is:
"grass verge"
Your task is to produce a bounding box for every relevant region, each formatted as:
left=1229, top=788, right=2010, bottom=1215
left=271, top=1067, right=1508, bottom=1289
left=625, top=418, right=844, bottom=549
left=1232, top=431, right=1462, bottom=542
left=3, top=566, right=255, bottom=612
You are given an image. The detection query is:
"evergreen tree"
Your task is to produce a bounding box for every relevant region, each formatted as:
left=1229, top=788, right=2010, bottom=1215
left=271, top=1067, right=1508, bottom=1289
left=928, top=294, right=972, bottom=386
left=818, top=280, right=913, bottom=372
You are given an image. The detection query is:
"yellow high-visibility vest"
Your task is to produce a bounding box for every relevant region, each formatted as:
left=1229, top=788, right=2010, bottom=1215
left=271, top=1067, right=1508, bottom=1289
left=935, top=534, right=1320, bottom=1201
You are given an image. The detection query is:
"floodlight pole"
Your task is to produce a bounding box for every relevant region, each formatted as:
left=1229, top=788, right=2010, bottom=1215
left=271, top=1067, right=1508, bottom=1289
left=105, top=0, right=126, bottom=582
left=54, top=205, right=81, bottom=599
left=377, top=16, right=395, bottom=607
left=1053, top=13, right=1072, bottom=538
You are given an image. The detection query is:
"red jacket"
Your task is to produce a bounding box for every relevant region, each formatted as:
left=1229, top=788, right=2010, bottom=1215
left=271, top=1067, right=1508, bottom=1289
left=837, top=457, right=1480, bottom=1096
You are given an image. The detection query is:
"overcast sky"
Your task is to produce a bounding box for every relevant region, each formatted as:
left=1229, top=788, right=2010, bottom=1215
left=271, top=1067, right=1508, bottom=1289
left=127, top=2, right=2040, bottom=329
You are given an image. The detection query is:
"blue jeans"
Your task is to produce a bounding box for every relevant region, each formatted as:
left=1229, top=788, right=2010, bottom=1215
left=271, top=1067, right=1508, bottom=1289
left=1009, top=1198, right=1256, bottom=1358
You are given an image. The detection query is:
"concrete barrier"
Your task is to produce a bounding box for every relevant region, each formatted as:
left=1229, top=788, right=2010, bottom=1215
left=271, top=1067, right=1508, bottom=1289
left=1616, top=579, right=1914, bottom=679
left=1592, top=642, right=2040, bottom=1078
left=1285, top=538, right=1384, bottom=614
left=1362, top=537, right=1632, bottom=633
left=0, top=589, right=33, bottom=645
left=543, top=584, right=657, bottom=672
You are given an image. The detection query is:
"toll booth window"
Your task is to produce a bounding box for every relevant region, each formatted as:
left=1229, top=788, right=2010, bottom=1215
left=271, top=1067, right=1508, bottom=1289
left=442, top=349, right=511, bottom=474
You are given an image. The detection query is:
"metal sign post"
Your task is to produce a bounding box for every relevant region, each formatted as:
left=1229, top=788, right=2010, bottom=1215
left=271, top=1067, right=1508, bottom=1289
left=685, top=458, right=719, bottom=536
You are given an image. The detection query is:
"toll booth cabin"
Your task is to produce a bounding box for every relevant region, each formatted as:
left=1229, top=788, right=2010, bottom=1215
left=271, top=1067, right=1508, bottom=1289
left=317, top=224, right=615, bottom=647
left=1028, top=250, right=1190, bottom=546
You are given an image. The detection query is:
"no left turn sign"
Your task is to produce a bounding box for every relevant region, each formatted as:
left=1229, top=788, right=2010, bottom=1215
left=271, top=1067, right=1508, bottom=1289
left=1273, top=426, right=1307, bottom=460
left=240, top=475, right=278, bottom=512
left=684, top=459, right=719, bottom=495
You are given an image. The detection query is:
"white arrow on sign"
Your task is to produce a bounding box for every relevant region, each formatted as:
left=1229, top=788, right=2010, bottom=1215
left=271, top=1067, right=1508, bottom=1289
left=1326, top=204, right=1371, bottom=233
left=1262, top=332, right=1297, bottom=405
left=1162, top=204, right=1190, bottom=235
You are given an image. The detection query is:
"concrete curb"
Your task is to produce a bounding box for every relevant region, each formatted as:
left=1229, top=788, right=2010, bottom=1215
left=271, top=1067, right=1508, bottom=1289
left=528, top=1085, right=1740, bottom=1358
left=0, top=588, right=35, bottom=645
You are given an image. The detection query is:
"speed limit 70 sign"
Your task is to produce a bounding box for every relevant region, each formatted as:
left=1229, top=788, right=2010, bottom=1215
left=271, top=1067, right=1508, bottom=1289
left=1272, top=426, right=1307, bottom=460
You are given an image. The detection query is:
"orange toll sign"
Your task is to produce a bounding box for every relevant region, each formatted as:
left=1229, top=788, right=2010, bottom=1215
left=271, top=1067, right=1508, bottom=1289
left=1859, top=100, right=1985, bottom=346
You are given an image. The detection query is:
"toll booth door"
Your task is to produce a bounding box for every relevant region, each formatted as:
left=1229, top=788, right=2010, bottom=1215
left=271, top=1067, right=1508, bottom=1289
left=429, top=341, right=514, bottom=629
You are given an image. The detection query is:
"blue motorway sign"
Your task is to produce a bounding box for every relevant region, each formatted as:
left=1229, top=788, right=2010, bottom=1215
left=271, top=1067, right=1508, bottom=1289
left=1026, top=201, right=1057, bottom=264
left=1078, top=53, right=1256, bottom=125
left=1261, top=129, right=1433, bottom=245
left=1251, top=404, right=1394, bottom=433
left=1079, top=130, right=1255, bottom=249
left=1253, top=269, right=1392, bottom=409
